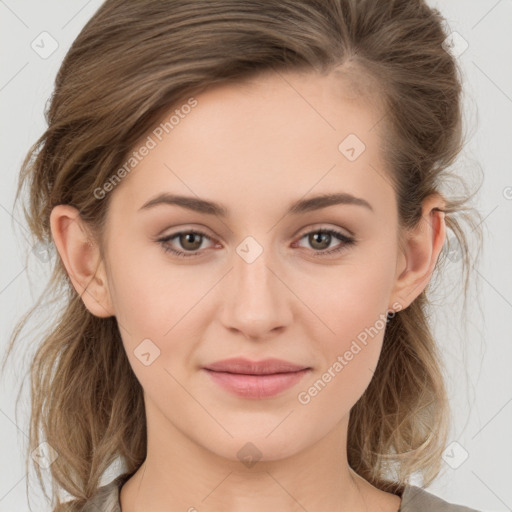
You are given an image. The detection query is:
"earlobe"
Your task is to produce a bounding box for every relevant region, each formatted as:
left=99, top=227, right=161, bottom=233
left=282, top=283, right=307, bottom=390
left=389, top=195, right=447, bottom=311
left=49, top=205, right=114, bottom=318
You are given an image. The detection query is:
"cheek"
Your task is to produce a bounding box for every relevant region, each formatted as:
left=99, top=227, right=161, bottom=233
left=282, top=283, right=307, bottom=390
left=298, top=297, right=389, bottom=415
left=106, top=245, right=215, bottom=386
left=107, top=241, right=207, bottom=336
left=307, top=253, right=395, bottom=337
left=298, top=253, right=395, bottom=404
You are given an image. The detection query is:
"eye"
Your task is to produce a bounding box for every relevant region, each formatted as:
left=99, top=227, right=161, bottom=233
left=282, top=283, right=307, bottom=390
left=157, top=227, right=355, bottom=259
left=158, top=230, right=216, bottom=258
left=293, top=228, right=356, bottom=257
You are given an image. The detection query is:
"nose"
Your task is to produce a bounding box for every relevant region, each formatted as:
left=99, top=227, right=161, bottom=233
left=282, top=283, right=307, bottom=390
left=219, top=241, right=293, bottom=341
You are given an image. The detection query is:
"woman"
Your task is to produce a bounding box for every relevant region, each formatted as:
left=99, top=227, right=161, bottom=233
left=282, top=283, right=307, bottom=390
left=5, top=0, right=483, bottom=510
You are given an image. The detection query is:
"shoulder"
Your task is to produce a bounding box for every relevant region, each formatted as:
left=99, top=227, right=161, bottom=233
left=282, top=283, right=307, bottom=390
left=400, top=484, right=482, bottom=512
left=80, top=473, right=129, bottom=512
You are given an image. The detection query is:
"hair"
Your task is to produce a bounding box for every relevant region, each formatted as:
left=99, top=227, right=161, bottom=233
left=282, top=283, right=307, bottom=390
left=3, top=0, right=484, bottom=510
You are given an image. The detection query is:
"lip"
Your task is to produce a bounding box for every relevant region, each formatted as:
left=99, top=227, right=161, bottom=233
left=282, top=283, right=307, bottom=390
left=203, top=357, right=310, bottom=374
left=202, top=357, right=311, bottom=399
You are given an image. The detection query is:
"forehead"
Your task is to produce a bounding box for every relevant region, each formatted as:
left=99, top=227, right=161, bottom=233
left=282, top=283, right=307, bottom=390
left=109, top=69, right=393, bottom=220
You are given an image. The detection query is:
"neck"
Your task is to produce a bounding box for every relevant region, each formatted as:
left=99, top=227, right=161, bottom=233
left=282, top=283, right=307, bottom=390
left=119, top=397, right=401, bottom=512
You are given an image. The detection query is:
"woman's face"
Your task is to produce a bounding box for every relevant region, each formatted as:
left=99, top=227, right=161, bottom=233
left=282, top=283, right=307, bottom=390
left=100, top=70, right=408, bottom=462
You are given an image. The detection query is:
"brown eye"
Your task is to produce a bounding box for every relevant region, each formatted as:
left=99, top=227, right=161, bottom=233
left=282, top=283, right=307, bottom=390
left=158, top=229, right=215, bottom=258
left=178, top=232, right=203, bottom=251
left=308, top=231, right=332, bottom=250
left=294, top=228, right=356, bottom=257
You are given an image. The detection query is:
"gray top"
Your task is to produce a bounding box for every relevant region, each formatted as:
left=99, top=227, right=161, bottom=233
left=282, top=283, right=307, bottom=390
left=80, top=473, right=481, bottom=512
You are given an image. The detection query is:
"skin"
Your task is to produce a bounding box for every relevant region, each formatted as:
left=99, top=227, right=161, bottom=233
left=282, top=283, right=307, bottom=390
left=50, top=69, right=446, bottom=512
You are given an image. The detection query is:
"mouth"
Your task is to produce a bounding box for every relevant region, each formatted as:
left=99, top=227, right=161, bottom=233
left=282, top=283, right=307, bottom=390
left=202, top=358, right=311, bottom=399
left=203, top=357, right=310, bottom=375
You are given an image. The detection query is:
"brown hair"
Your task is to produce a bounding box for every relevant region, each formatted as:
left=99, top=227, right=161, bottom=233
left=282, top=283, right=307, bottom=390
left=3, top=0, right=483, bottom=510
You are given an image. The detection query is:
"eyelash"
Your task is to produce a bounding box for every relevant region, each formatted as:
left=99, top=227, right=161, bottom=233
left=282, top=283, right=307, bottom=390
left=157, top=228, right=356, bottom=259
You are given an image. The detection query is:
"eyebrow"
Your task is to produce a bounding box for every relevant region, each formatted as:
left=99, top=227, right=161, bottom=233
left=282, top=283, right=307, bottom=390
left=139, top=192, right=374, bottom=216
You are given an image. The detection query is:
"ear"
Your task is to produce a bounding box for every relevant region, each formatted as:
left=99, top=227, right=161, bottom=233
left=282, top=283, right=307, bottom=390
left=389, top=194, right=447, bottom=311
left=50, top=204, right=114, bottom=318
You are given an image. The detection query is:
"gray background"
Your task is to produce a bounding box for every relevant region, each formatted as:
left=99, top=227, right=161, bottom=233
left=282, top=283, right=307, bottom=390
left=1, top=1, right=511, bottom=511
